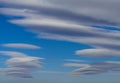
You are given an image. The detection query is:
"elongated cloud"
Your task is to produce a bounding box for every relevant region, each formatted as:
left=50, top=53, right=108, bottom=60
left=1, top=0, right=120, bottom=78
left=6, top=57, right=42, bottom=68
left=0, top=51, right=44, bottom=78
left=0, top=51, right=27, bottom=57
left=76, top=49, right=120, bottom=57
left=0, top=0, right=119, bottom=26
left=1, top=0, right=120, bottom=58
left=64, top=61, right=120, bottom=75
left=3, top=68, right=33, bottom=78
left=65, top=59, right=86, bottom=63
left=2, top=43, right=41, bottom=49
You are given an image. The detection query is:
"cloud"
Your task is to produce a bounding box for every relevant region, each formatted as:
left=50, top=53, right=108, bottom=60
left=0, top=0, right=119, bottom=26
left=1, top=0, right=120, bottom=78
left=64, top=61, right=120, bottom=75
left=0, top=0, right=50, bottom=7
left=0, top=51, right=27, bottom=57
left=6, top=57, right=43, bottom=68
left=1, top=0, right=120, bottom=58
left=64, top=63, right=90, bottom=68
left=65, top=59, right=86, bottom=63
left=37, top=70, right=66, bottom=75
left=3, top=68, right=33, bottom=78
left=2, top=43, right=41, bottom=49
left=0, top=51, right=44, bottom=78
left=75, top=49, right=120, bottom=57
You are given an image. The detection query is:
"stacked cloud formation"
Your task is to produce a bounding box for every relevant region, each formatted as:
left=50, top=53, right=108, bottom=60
left=1, top=0, right=120, bottom=76
left=0, top=43, right=43, bottom=78
left=64, top=61, right=120, bottom=75
left=1, top=0, right=120, bottom=58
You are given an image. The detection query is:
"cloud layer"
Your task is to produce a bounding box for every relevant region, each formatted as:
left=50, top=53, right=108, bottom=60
left=0, top=51, right=44, bottom=78
left=64, top=61, right=120, bottom=75
left=1, top=0, right=120, bottom=58
left=0, top=0, right=120, bottom=26
left=1, top=0, right=120, bottom=77
left=1, top=43, right=41, bottom=49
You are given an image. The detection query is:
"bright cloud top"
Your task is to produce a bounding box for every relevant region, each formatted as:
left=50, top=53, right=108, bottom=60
left=1, top=0, right=120, bottom=78
left=2, top=43, right=41, bottom=49
left=0, top=51, right=44, bottom=78
left=64, top=61, right=120, bottom=75
left=1, top=0, right=120, bottom=58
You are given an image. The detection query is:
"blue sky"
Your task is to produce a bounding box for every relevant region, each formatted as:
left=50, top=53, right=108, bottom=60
left=1, top=0, right=120, bottom=83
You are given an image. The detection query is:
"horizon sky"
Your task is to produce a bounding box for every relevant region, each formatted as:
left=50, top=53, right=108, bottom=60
left=1, top=0, right=120, bottom=83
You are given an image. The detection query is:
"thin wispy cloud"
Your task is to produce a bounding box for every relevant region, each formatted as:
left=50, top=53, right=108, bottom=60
left=65, top=59, right=86, bottom=63
left=1, top=43, right=41, bottom=49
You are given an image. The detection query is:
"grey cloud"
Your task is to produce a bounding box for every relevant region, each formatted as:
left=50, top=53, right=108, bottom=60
left=1, top=0, right=120, bottom=58
left=1, top=0, right=120, bottom=26
left=3, top=0, right=120, bottom=78
left=0, top=51, right=44, bottom=78
left=64, top=61, right=120, bottom=75
left=91, top=62, right=120, bottom=70
left=65, top=59, right=86, bottom=63
left=3, top=68, right=33, bottom=78
left=1, top=43, right=41, bottom=49
left=37, top=33, right=120, bottom=57
left=64, top=63, right=89, bottom=68
left=0, top=51, right=27, bottom=57
left=76, top=49, right=120, bottom=57
left=73, top=68, right=107, bottom=75
left=0, top=3, right=118, bottom=27
left=6, top=57, right=42, bottom=68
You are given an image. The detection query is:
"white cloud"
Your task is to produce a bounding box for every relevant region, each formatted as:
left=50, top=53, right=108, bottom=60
left=0, top=0, right=50, bottom=7
left=37, top=70, right=66, bottom=75
left=65, top=59, right=86, bottom=63
left=64, top=63, right=90, bottom=68
left=2, top=43, right=41, bottom=49
left=0, top=51, right=44, bottom=78
left=10, top=17, right=81, bottom=29
left=1, top=0, right=120, bottom=26
left=37, top=32, right=120, bottom=57
left=6, top=57, right=43, bottom=68
left=1, top=0, right=120, bottom=77
left=64, top=61, right=120, bottom=75
left=0, top=51, right=27, bottom=57
left=3, top=68, right=33, bottom=78
left=1, top=0, right=120, bottom=58
left=76, top=49, right=120, bottom=57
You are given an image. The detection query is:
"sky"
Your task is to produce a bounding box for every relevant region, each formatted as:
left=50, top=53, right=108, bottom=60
left=0, top=0, right=120, bottom=83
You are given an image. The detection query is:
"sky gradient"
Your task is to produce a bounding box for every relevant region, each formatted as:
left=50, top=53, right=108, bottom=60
left=0, top=0, right=120, bottom=83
